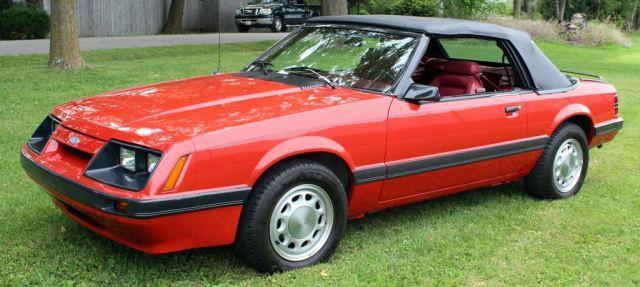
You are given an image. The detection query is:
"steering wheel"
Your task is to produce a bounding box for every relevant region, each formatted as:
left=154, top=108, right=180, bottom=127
left=479, top=73, right=500, bottom=91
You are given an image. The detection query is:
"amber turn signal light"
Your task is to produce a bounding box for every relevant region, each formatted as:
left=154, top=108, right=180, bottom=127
left=162, top=155, right=189, bottom=192
left=115, top=200, right=129, bottom=212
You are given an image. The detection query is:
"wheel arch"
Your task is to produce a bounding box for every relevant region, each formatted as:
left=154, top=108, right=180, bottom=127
left=251, top=136, right=356, bottom=197
left=273, top=11, right=284, bottom=20
left=551, top=104, right=595, bottom=143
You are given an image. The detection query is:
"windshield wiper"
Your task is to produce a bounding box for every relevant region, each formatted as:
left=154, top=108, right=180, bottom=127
left=283, top=66, right=337, bottom=89
left=251, top=59, right=273, bottom=75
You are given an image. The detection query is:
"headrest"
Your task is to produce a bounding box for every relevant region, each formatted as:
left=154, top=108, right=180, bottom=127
left=425, top=58, right=448, bottom=70
left=444, top=61, right=481, bottom=76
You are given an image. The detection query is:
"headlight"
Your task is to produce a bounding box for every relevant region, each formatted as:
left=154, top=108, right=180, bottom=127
left=117, top=146, right=161, bottom=174
left=235, top=8, right=241, bottom=15
left=28, top=114, right=61, bottom=154
left=51, top=120, right=60, bottom=133
left=259, top=8, right=272, bottom=15
left=119, top=147, right=136, bottom=172
left=147, top=154, right=160, bottom=173
left=85, top=141, right=163, bottom=191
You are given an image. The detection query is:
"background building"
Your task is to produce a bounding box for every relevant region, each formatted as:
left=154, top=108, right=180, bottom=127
left=39, top=0, right=249, bottom=37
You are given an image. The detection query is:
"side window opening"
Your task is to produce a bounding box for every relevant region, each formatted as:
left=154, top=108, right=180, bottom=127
left=411, top=37, right=525, bottom=98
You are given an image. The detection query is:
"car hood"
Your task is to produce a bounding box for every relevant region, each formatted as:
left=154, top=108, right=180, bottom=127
left=52, top=73, right=380, bottom=149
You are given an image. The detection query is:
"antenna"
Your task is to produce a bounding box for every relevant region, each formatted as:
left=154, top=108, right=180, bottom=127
left=214, top=0, right=222, bottom=74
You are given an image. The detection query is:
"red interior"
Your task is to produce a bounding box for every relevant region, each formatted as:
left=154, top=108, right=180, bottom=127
left=430, top=61, right=485, bottom=97
left=412, top=57, right=516, bottom=97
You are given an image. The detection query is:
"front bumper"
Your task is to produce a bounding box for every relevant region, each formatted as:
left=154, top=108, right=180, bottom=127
left=21, top=150, right=248, bottom=254
left=235, top=16, right=273, bottom=26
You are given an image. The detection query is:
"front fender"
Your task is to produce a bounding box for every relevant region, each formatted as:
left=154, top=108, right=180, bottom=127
left=251, top=136, right=355, bottom=185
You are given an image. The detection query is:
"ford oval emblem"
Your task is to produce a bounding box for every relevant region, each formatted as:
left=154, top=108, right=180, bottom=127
left=69, top=135, right=80, bottom=145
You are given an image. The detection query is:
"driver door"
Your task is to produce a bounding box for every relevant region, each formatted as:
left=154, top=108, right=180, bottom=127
left=380, top=93, right=533, bottom=202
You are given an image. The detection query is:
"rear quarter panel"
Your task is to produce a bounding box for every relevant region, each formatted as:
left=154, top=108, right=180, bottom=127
left=523, top=80, right=617, bottom=140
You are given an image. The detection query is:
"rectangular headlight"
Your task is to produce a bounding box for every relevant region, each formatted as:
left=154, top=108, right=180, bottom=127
left=85, top=141, right=163, bottom=191
left=119, top=147, right=136, bottom=172
left=147, top=154, right=160, bottom=173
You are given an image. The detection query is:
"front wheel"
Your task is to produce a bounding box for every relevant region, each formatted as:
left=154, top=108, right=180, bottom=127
left=271, top=15, right=284, bottom=32
left=237, top=25, right=250, bottom=33
left=525, top=123, right=589, bottom=199
left=235, top=160, right=347, bottom=273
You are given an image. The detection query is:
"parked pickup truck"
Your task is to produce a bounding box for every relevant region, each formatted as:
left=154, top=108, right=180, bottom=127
left=235, top=0, right=321, bottom=32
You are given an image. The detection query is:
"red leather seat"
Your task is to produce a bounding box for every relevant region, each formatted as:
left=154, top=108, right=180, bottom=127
left=430, top=61, right=485, bottom=97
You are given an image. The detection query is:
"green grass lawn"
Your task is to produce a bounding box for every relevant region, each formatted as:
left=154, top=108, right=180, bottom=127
left=1, top=36, right=638, bottom=286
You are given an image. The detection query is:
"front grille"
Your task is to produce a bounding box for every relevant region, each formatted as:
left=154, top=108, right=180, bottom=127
left=62, top=144, right=93, bottom=160
left=242, top=8, right=258, bottom=15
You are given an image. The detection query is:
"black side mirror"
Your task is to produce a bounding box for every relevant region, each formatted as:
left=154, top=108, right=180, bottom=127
left=403, top=83, right=441, bottom=104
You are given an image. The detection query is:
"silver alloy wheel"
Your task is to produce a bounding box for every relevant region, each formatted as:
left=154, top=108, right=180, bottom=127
left=269, top=184, right=334, bottom=261
left=275, top=18, right=282, bottom=31
left=553, top=138, right=584, bottom=193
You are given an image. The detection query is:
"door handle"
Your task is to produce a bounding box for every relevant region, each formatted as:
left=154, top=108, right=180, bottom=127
left=505, top=105, right=522, bottom=114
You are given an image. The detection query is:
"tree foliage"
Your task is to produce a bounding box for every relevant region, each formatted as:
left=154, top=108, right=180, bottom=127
left=539, top=0, right=640, bottom=28
left=0, top=4, right=49, bottom=40
left=361, top=0, right=640, bottom=30
left=382, top=0, right=507, bottom=18
left=388, top=0, right=439, bottom=17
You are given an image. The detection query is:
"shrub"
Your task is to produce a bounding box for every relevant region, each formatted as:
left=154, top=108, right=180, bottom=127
left=485, top=17, right=631, bottom=47
left=486, top=16, right=564, bottom=42
left=0, top=0, right=11, bottom=12
left=389, top=0, right=440, bottom=17
left=573, top=22, right=632, bottom=47
left=0, top=4, right=50, bottom=40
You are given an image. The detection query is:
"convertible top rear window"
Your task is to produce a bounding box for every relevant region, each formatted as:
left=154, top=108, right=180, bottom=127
left=439, top=38, right=508, bottom=64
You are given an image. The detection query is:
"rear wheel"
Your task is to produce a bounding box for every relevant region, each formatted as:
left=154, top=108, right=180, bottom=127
left=235, top=160, right=347, bottom=273
left=525, top=123, right=589, bottom=199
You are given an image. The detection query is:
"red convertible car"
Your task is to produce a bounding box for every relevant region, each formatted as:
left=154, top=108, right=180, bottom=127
left=22, top=16, right=622, bottom=272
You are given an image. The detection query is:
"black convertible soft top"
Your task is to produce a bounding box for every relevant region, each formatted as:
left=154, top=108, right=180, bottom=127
left=306, top=15, right=573, bottom=91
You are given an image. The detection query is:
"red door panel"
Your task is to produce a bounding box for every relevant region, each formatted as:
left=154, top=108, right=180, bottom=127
left=381, top=93, right=532, bottom=201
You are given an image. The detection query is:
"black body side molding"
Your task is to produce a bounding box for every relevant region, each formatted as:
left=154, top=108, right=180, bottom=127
left=354, top=137, right=549, bottom=184
left=594, top=118, right=624, bottom=136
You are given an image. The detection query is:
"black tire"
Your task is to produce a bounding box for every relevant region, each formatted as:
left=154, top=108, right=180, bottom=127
left=235, top=159, right=347, bottom=273
left=524, top=122, right=589, bottom=199
left=237, top=25, right=250, bottom=33
left=271, top=15, right=284, bottom=32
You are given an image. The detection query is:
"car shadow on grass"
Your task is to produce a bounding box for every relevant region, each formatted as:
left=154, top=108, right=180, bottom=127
left=49, top=180, right=540, bottom=281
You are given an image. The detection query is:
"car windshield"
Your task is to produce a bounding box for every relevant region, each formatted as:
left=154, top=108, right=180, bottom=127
left=260, top=27, right=418, bottom=93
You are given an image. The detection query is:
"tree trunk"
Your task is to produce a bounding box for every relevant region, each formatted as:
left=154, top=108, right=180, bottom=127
left=634, top=4, right=640, bottom=31
left=321, top=0, right=348, bottom=16
left=49, top=0, right=83, bottom=69
left=525, top=0, right=532, bottom=18
left=163, top=0, right=185, bottom=34
left=555, top=0, right=567, bottom=22
left=513, top=0, right=522, bottom=18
